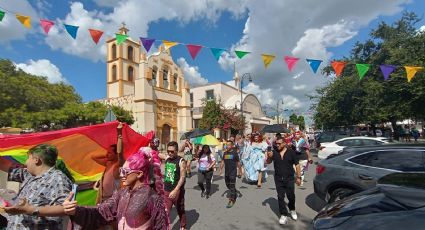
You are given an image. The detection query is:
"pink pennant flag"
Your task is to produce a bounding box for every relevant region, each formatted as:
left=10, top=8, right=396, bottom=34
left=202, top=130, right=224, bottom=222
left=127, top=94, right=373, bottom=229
left=40, top=19, right=54, bottom=34
left=186, top=44, right=203, bottom=60
left=284, top=56, right=300, bottom=72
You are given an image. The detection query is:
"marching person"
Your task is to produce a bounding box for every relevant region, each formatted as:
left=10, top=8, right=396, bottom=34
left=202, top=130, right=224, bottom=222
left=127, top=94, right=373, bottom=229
left=164, top=141, right=187, bottom=230
left=243, top=133, right=268, bottom=188
left=180, top=138, right=194, bottom=177
left=266, top=136, right=302, bottom=225
left=294, top=132, right=313, bottom=187
left=219, top=140, right=242, bottom=208
left=196, top=145, right=216, bottom=199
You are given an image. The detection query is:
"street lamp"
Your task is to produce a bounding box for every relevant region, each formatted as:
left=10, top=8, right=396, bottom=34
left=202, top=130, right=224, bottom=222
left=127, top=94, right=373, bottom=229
left=240, top=73, right=253, bottom=134
left=276, top=99, right=284, bottom=124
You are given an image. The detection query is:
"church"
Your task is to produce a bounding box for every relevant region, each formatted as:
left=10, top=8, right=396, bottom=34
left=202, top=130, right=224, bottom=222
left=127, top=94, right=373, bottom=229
left=101, top=25, right=192, bottom=147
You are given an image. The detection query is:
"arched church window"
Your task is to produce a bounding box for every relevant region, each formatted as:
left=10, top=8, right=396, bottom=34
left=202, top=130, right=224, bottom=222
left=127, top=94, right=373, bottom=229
left=112, top=44, right=117, bottom=59
left=128, top=66, right=134, bottom=81
left=152, top=66, right=158, bottom=86
left=163, top=68, right=169, bottom=89
left=173, top=73, right=178, bottom=90
left=128, top=46, right=134, bottom=61
left=112, top=65, right=117, bottom=81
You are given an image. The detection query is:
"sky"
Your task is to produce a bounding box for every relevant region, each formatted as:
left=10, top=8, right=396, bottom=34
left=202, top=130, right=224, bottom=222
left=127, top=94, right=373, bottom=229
left=1, top=0, right=424, bottom=124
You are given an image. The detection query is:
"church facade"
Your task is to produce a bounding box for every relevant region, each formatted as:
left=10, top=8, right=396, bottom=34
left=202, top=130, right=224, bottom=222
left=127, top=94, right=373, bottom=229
left=101, top=25, right=192, bottom=146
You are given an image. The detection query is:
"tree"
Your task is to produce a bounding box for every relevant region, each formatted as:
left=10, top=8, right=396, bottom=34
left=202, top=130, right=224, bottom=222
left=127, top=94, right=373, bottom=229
left=289, top=113, right=306, bottom=130
left=199, top=99, right=244, bottom=132
left=312, top=12, right=425, bottom=133
left=0, top=59, right=134, bottom=130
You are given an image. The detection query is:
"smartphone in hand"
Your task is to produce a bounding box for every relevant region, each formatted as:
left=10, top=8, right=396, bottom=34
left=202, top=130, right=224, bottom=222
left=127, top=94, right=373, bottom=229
left=71, top=184, right=78, bottom=201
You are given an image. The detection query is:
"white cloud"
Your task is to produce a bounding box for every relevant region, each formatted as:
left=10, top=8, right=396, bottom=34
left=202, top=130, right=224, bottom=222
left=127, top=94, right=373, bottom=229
left=293, top=84, right=307, bottom=91
left=243, top=82, right=273, bottom=105
left=16, top=59, right=67, bottom=84
left=419, top=25, right=425, bottom=32
left=177, top=58, right=208, bottom=87
left=292, top=72, right=304, bottom=79
left=0, top=0, right=38, bottom=43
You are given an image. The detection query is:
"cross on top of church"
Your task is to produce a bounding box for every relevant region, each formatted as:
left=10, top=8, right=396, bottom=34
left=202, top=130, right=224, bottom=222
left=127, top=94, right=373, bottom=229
left=118, top=22, right=129, bottom=35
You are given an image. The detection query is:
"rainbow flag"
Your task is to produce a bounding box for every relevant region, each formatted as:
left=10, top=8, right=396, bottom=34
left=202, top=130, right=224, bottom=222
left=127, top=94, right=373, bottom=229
left=0, top=121, right=150, bottom=205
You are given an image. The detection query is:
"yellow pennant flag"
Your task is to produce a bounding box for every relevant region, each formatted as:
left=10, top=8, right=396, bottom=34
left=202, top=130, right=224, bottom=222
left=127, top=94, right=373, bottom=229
left=261, top=54, right=276, bottom=68
left=404, top=66, right=423, bottom=82
left=162, top=40, right=178, bottom=50
left=16, top=14, right=31, bottom=29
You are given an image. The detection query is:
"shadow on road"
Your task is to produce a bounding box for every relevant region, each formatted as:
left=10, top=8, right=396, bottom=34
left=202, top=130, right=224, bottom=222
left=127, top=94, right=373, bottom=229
left=262, top=197, right=280, bottom=217
left=171, top=209, right=199, bottom=230
left=191, top=184, right=220, bottom=195
left=305, top=193, right=327, bottom=212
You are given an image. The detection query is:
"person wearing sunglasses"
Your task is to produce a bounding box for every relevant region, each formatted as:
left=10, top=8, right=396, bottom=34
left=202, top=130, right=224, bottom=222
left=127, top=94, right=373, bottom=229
left=164, top=141, right=187, bottom=230
left=5, top=147, right=169, bottom=230
left=266, top=136, right=301, bottom=225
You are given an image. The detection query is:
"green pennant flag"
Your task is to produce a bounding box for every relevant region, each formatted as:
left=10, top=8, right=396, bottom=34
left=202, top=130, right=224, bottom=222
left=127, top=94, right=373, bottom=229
left=0, top=10, right=5, bottom=22
left=356, top=64, right=370, bottom=80
left=235, top=50, right=250, bottom=59
left=116, top=34, right=128, bottom=45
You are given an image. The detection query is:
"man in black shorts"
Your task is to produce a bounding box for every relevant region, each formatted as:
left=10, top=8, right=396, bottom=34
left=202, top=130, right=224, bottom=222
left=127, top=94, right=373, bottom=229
left=219, top=140, right=242, bottom=208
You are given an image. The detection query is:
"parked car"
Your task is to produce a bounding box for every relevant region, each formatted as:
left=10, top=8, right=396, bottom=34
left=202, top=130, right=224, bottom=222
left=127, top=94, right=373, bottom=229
left=314, top=144, right=425, bottom=203
left=317, top=136, right=391, bottom=160
left=315, top=131, right=349, bottom=149
left=312, top=173, right=425, bottom=230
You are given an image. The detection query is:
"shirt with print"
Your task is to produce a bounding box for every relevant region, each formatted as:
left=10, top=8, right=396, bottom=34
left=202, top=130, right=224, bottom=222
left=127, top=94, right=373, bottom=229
left=164, top=156, right=183, bottom=192
left=222, top=148, right=239, bottom=177
left=295, top=138, right=309, bottom=161
left=7, top=167, right=72, bottom=230
left=198, top=153, right=215, bottom=171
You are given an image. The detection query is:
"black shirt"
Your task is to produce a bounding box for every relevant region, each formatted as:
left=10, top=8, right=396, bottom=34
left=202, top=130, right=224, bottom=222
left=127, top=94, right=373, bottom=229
left=164, top=156, right=184, bottom=192
left=270, top=148, right=299, bottom=179
left=222, top=148, right=239, bottom=177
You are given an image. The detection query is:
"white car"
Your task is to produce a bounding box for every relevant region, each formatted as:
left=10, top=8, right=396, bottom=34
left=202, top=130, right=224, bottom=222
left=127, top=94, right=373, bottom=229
left=318, top=136, right=391, bottom=160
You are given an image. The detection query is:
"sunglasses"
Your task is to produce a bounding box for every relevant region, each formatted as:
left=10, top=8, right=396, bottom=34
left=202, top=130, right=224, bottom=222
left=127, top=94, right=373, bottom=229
left=119, top=167, right=142, bottom=177
left=275, top=142, right=285, bottom=146
left=167, top=150, right=176, bottom=153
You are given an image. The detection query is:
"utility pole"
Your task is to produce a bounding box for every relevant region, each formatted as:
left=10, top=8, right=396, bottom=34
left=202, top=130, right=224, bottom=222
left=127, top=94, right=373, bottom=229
left=274, top=100, right=284, bottom=124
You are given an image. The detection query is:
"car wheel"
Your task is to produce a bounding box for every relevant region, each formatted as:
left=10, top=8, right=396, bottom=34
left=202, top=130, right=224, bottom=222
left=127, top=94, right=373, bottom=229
left=328, top=188, right=354, bottom=203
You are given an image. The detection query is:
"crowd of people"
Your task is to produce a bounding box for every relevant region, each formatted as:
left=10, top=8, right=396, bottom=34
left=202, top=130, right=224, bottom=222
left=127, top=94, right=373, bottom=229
left=0, top=127, right=316, bottom=229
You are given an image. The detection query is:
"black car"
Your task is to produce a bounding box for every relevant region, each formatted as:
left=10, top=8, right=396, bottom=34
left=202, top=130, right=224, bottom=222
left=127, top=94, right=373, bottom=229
left=312, top=173, right=425, bottom=230
left=314, top=144, right=425, bottom=203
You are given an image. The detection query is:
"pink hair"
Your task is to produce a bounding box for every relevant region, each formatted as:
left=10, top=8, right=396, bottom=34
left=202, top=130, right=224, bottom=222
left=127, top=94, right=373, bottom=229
left=127, top=147, right=165, bottom=196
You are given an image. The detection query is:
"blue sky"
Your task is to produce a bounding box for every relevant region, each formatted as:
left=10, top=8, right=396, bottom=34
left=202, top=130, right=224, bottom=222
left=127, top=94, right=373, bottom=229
left=1, top=0, right=424, bottom=118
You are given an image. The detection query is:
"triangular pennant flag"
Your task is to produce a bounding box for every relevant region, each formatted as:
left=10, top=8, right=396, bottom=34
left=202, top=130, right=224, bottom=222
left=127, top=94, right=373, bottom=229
left=40, top=19, right=54, bottom=34
left=261, top=54, right=275, bottom=68
left=380, top=64, right=396, bottom=81
left=404, top=66, right=423, bottom=82
left=16, top=14, right=31, bottom=29
left=306, top=59, right=323, bottom=74
left=331, top=61, right=346, bottom=77
left=186, top=44, right=203, bottom=60
left=0, top=10, right=5, bottom=22
left=235, top=50, right=250, bottom=59
left=356, top=64, right=370, bottom=80
left=284, top=56, right=300, bottom=72
left=162, top=40, right=178, bottom=50
left=88, top=29, right=103, bottom=44
left=140, top=37, right=155, bottom=52
left=64, top=24, right=79, bottom=39
left=210, top=48, right=225, bottom=61
left=116, top=34, right=128, bottom=45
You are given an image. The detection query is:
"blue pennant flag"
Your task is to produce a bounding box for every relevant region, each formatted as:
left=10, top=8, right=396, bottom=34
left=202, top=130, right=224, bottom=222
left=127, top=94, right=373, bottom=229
left=64, top=24, right=79, bottom=39
left=210, top=48, right=225, bottom=61
left=306, top=59, right=323, bottom=74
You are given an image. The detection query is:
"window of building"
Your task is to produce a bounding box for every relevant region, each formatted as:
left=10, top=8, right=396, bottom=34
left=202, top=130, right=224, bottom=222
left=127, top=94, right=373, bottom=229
left=163, top=68, right=169, bottom=89
left=206, top=89, right=214, bottom=100
left=128, top=66, right=134, bottom=81
left=152, top=66, right=158, bottom=86
left=112, top=65, right=117, bottom=81
left=173, top=73, right=178, bottom=90
left=112, top=44, right=117, bottom=59
left=127, top=46, right=134, bottom=61
left=190, top=93, right=193, bottom=107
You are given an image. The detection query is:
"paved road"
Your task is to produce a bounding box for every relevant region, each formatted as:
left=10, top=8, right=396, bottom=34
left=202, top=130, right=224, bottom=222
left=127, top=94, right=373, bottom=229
left=168, top=154, right=325, bottom=230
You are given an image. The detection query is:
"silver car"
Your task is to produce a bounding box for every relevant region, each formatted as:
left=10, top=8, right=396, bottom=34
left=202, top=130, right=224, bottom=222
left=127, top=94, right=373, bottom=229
left=313, top=144, right=425, bottom=203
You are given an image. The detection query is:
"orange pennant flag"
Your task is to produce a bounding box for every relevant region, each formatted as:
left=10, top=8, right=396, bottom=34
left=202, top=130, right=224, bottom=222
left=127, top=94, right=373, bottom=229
left=331, top=61, right=346, bottom=77
left=16, top=14, right=31, bottom=29
left=404, top=66, right=423, bottom=82
left=88, top=29, right=104, bottom=44
left=162, top=40, right=178, bottom=50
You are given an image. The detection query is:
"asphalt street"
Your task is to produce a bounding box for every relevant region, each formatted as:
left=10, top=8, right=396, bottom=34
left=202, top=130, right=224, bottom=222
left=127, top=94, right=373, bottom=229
left=167, top=152, right=326, bottom=230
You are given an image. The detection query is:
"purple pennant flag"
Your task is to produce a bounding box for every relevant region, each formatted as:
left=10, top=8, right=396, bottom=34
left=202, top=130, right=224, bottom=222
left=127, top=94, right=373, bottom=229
left=380, top=64, right=396, bottom=81
left=140, top=37, right=155, bottom=52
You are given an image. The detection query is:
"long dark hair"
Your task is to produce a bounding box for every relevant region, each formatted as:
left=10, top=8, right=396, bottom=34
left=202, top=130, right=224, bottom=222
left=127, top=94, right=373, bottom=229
left=201, top=145, right=212, bottom=161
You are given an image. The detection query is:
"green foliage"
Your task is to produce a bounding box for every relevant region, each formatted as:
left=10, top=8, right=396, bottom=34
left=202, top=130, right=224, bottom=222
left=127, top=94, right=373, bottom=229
left=199, top=99, right=244, bottom=131
left=0, top=59, right=134, bottom=130
left=313, top=12, right=425, bottom=129
left=289, top=113, right=306, bottom=130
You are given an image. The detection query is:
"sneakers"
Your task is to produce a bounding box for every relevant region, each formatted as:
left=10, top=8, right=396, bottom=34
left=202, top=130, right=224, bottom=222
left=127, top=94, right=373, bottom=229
left=279, top=215, right=288, bottom=225
left=206, top=194, right=210, bottom=199
left=201, top=190, right=205, bottom=198
left=226, top=200, right=235, bottom=208
left=290, top=210, right=298, bottom=220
